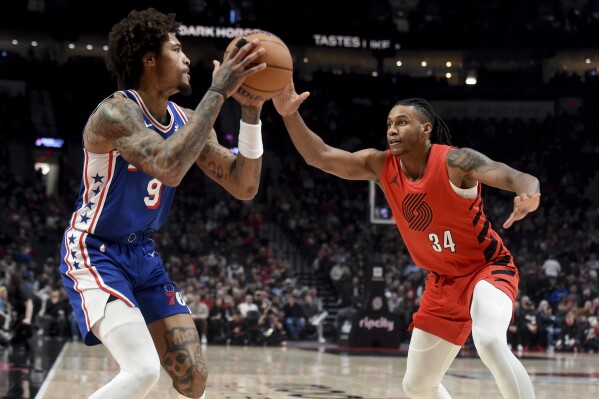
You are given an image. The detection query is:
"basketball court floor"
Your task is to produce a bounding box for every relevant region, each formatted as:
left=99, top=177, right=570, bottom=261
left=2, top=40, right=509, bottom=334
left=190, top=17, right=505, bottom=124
left=25, top=340, right=599, bottom=399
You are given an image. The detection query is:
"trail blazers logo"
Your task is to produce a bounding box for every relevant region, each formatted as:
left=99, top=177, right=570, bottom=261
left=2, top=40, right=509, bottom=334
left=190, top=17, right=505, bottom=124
left=402, top=193, right=433, bottom=231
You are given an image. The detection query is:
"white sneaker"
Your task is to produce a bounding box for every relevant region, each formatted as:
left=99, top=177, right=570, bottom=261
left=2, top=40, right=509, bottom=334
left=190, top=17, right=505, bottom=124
left=310, top=311, right=329, bottom=326
left=318, top=337, right=326, bottom=344
left=201, top=335, right=207, bottom=345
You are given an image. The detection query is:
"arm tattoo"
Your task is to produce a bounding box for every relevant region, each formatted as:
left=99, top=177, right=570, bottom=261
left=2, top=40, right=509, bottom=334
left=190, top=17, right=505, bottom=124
left=198, top=134, right=262, bottom=196
left=162, top=327, right=208, bottom=396
left=240, top=105, right=261, bottom=124
left=84, top=125, right=101, bottom=146
left=96, top=91, right=224, bottom=185
left=199, top=142, right=234, bottom=181
left=97, top=99, right=160, bottom=166
left=447, top=148, right=499, bottom=173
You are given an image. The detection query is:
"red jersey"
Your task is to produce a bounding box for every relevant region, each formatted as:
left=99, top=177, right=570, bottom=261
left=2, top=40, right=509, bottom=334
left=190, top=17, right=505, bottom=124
left=380, top=144, right=514, bottom=277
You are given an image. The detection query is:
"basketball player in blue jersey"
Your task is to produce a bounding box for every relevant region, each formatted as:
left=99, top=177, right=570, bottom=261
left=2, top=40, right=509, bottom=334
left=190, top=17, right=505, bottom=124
left=58, top=8, right=268, bottom=399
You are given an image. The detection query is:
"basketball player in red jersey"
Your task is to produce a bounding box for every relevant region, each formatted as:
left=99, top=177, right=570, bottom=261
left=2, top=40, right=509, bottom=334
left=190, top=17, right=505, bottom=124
left=274, top=82, right=539, bottom=399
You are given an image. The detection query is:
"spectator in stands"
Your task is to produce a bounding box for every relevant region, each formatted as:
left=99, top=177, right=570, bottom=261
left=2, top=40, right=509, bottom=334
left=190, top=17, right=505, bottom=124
left=254, top=290, right=270, bottom=312
left=67, top=300, right=81, bottom=342
left=187, top=294, right=209, bottom=345
left=582, top=316, right=599, bottom=353
left=348, top=275, right=362, bottom=306
left=329, top=262, right=345, bottom=304
left=556, top=286, right=578, bottom=316
left=580, top=286, right=597, bottom=309
left=244, top=304, right=263, bottom=345
left=387, top=290, right=402, bottom=313
left=0, top=285, right=9, bottom=346
left=555, top=310, right=583, bottom=353
left=576, top=299, right=595, bottom=319
left=397, top=287, right=419, bottom=343
left=14, top=243, right=33, bottom=265
left=587, top=253, right=599, bottom=271
left=207, top=297, right=230, bottom=344
left=335, top=296, right=362, bottom=342
left=519, top=296, right=542, bottom=351
left=226, top=255, right=245, bottom=281
left=0, top=252, right=17, bottom=279
left=541, top=255, right=562, bottom=281
left=567, top=284, right=582, bottom=309
left=283, top=294, right=306, bottom=340
left=537, top=299, right=558, bottom=351
left=258, top=305, right=287, bottom=346
left=238, top=294, right=259, bottom=317
left=301, top=293, right=327, bottom=343
left=309, top=288, right=324, bottom=311
left=274, top=88, right=539, bottom=398
left=6, top=270, right=35, bottom=350
left=227, top=310, right=248, bottom=346
left=592, top=298, right=599, bottom=317
left=549, top=281, right=569, bottom=313
left=40, top=289, right=68, bottom=338
left=403, top=258, right=421, bottom=277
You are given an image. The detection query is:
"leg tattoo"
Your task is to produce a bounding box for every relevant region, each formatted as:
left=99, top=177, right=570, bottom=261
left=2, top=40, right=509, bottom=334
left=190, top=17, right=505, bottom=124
left=161, top=327, right=208, bottom=397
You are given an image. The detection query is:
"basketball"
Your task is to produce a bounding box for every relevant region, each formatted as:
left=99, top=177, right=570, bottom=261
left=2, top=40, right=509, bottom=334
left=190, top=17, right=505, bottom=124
left=224, top=30, right=293, bottom=101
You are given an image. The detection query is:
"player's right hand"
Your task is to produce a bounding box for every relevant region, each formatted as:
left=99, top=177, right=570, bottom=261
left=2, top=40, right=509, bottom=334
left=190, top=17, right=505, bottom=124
left=272, top=80, right=310, bottom=117
left=211, top=39, right=266, bottom=98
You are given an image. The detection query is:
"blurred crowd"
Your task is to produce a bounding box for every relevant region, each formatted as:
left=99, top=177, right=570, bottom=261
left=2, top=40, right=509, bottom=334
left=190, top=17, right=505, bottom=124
left=0, top=161, right=331, bottom=349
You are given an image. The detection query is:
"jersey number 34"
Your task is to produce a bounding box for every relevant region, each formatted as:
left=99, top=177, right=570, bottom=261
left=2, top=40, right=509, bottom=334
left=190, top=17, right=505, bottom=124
left=429, top=230, right=456, bottom=253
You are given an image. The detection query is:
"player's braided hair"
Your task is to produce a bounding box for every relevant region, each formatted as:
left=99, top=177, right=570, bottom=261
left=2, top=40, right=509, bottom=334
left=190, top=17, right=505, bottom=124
left=106, top=8, right=180, bottom=90
left=395, top=98, right=452, bottom=145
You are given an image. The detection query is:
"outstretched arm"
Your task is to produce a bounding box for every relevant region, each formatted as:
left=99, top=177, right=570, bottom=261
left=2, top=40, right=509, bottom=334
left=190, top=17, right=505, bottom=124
left=447, top=147, right=540, bottom=229
left=273, top=81, right=384, bottom=181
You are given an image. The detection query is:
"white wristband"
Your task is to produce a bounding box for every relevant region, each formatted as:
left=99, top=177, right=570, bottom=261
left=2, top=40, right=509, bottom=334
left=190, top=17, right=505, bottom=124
left=238, top=119, right=263, bottom=159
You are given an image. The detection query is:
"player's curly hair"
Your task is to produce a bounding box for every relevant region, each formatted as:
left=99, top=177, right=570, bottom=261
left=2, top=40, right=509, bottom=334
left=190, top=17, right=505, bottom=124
left=106, top=8, right=180, bottom=90
left=395, top=98, right=452, bottom=145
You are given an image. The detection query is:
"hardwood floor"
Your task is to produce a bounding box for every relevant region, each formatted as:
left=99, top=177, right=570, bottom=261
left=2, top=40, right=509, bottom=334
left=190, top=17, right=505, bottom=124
left=28, top=341, right=599, bottom=399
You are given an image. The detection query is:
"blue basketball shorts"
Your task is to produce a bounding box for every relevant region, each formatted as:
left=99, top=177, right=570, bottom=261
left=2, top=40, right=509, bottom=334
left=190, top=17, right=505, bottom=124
left=59, top=228, right=190, bottom=345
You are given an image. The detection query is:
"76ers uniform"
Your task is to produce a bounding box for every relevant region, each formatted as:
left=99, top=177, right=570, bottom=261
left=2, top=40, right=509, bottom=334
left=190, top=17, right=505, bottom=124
left=60, top=90, right=191, bottom=345
left=380, top=144, right=519, bottom=345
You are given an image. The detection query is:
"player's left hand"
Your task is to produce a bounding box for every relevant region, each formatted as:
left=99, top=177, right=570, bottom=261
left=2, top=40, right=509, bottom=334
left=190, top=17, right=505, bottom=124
left=503, top=193, right=540, bottom=229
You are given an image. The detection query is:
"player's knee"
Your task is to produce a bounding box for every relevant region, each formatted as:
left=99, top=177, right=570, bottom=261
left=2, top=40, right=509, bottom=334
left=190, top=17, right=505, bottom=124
left=132, top=359, right=162, bottom=388
left=402, top=374, right=426, bottom=398
left=472, top=324, right=502, bottom=354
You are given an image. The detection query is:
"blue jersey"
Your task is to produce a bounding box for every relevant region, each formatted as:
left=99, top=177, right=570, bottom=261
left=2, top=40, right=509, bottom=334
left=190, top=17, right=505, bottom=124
left=67, top=89, right=189, bottom=242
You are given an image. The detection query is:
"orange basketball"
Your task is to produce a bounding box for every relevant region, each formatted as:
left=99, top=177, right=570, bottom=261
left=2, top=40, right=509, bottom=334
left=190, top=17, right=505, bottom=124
left=224, top=30, right=293, bottom=101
